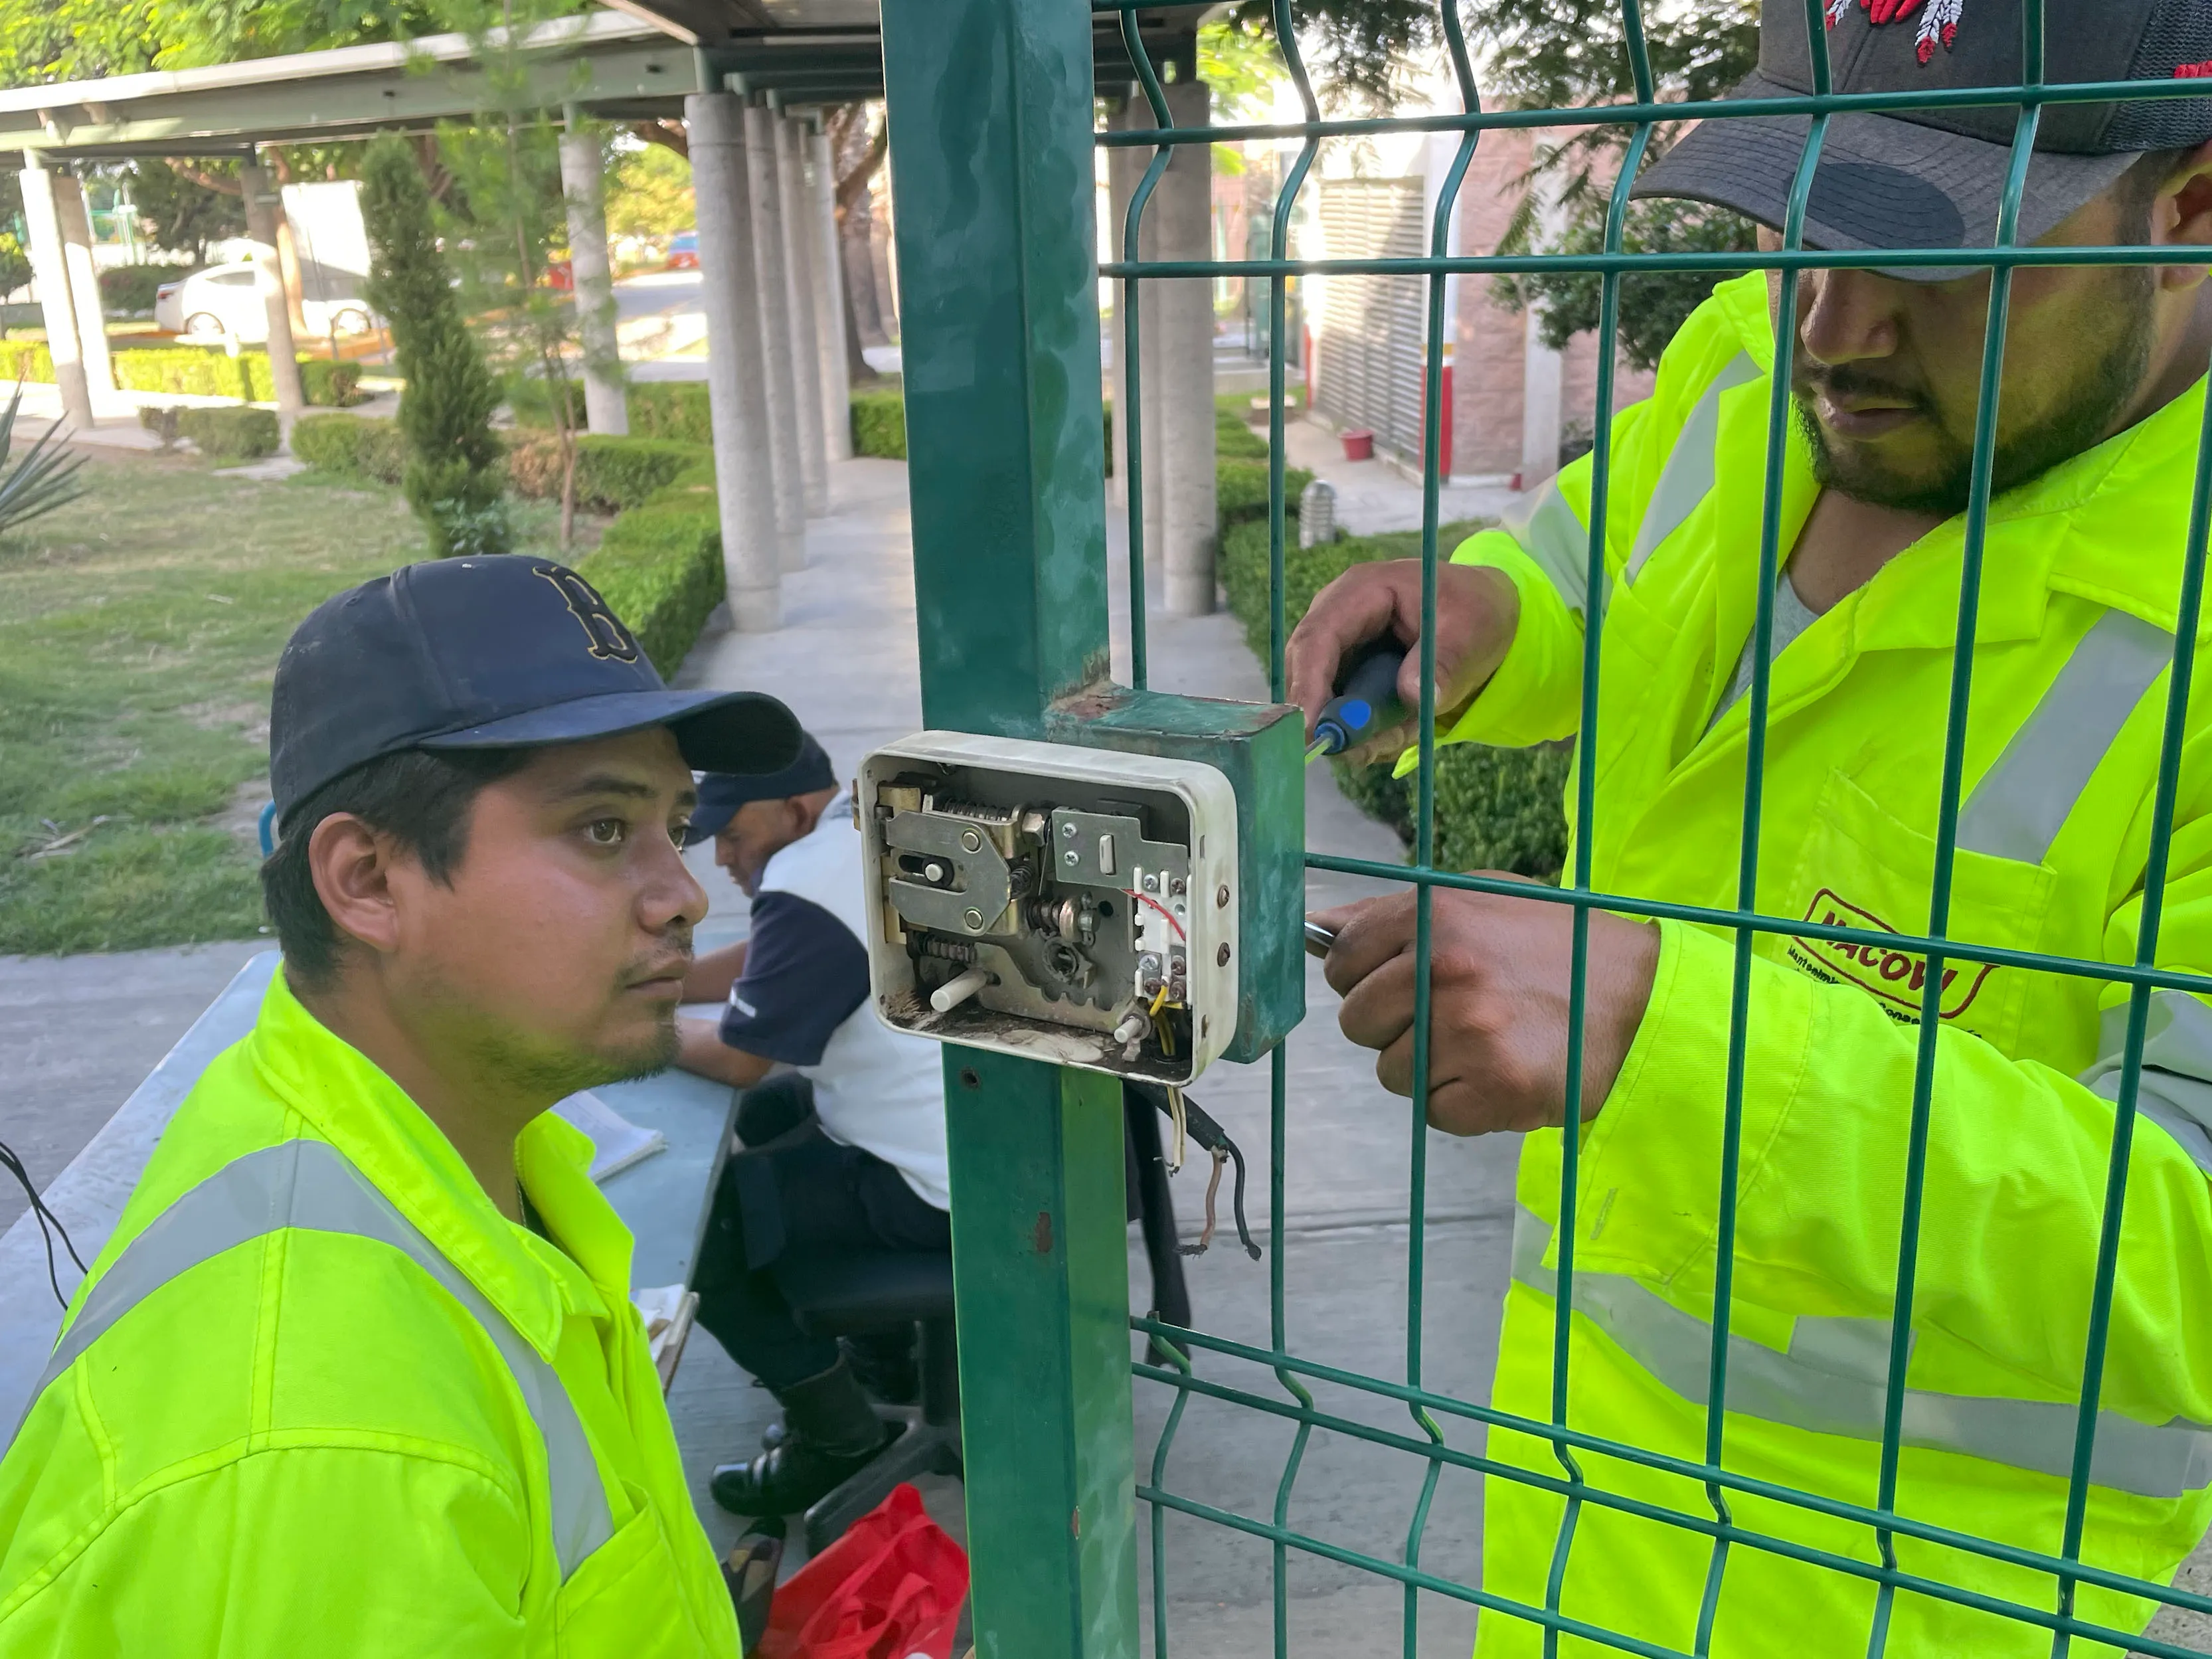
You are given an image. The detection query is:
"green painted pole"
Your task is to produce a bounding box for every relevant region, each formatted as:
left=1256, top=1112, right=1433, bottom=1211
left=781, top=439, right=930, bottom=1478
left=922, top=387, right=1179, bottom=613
left=877, top=0, right=1140, bottom=1654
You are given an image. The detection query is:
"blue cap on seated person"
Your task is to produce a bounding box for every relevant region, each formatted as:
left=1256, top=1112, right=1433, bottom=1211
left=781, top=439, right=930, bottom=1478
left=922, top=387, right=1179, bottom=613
left=682, top=732, right=839, bottom=846
left=269, top=555, right=803, bottom=831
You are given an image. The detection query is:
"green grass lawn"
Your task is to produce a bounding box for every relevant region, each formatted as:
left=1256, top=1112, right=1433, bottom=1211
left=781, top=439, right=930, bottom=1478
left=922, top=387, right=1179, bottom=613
left=0, top=450, right=594, bottom=956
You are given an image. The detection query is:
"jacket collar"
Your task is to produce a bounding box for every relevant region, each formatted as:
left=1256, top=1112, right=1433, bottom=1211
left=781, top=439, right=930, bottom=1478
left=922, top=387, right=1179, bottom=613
left=245, top=970, right=629, bottom=1360
left=1709, top=272, right=2211, bottom=654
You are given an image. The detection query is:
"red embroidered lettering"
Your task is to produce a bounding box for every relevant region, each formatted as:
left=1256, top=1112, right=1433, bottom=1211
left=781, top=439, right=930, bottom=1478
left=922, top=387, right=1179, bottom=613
left=1796, top=888, right=1995, bottom=1021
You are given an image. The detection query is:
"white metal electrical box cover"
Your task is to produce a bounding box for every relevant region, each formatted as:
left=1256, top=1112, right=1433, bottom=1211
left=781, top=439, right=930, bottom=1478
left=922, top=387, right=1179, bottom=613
left=859, top=732, right=1239, bottom=1084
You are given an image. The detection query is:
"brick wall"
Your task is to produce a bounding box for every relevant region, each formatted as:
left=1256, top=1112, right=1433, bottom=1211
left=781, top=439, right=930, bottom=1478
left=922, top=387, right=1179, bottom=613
left=1452, top=129, right=1659, bottom=485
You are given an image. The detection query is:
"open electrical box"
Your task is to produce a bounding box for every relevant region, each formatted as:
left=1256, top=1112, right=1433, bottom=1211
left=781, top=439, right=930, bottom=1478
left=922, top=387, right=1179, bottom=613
left=859, top=732, right=1238, bottom=1083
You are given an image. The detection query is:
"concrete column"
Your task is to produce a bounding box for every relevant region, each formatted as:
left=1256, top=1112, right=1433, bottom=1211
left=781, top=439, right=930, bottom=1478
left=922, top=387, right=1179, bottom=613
left=17, top=159, right=90, bottom=429
left=808, top=123, right=852, bottom=462
left=50, top=174, right=116, bottom=418
left=240, top=155, right=306, bottom=432
left=687, top=92, right=782, bottom=632
left=1157, top=78, right=1217, bottom=616
left=1519, top=165, right=1567, bottom=490
left=774, top=114, right=829, bottom=517
left=558, top=120, right=629, bottom=436
left=744, top=102, right=808, bottom=569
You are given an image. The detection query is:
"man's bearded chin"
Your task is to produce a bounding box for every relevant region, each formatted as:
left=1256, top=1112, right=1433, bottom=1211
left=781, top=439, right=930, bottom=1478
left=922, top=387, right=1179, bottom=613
left=464, top=1005, right=683, bottom=1106
left=1792, top=268, right=2156, bottom=518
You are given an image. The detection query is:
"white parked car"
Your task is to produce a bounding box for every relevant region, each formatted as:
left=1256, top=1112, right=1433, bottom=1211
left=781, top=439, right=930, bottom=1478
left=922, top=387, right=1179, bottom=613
left=153, top=263, right=381, bottom=343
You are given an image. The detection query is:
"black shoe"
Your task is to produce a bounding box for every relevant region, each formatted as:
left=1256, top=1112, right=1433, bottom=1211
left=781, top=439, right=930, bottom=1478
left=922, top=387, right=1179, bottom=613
left=712, top=1358, right=895, bottom=1517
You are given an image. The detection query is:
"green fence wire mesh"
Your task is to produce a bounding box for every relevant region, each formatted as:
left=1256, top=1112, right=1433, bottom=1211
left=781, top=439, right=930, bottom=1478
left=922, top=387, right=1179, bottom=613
left=1096, top=1, right=2212, bottom=1654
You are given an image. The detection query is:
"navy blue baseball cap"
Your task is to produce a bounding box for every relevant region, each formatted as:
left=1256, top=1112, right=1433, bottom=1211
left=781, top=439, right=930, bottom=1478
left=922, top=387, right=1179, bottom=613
left=270, top=556, right=802, bottom=830
left=681, top=732, right=838, bottom=846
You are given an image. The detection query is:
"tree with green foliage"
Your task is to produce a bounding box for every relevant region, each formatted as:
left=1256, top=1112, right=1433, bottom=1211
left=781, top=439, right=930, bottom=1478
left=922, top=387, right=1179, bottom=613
left=1481, top=0, right=1762, bottom=368
left=431, top=0, right=605, bottom=551
left=359, top=135, right=507, bottom=557
left=0, top=0, right=437, bottom=85
left=127, top=158, right=246, bottom=262
left=604, top=139, right=693, bottom=243
left=0, top=233, right=29, bottom=335
left=1211, top=0, right=1758, bottom=365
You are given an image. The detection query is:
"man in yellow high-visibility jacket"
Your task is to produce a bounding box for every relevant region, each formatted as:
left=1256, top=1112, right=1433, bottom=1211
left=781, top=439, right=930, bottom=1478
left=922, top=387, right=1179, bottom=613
left=1295, top=1, right=2212, bottom=1653
left=0, top=555, right=802, bottom=1655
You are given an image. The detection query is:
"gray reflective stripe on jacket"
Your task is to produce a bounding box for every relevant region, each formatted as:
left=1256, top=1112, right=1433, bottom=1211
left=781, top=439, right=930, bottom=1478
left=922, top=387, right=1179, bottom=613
left=1505, top=349, right=1762, bottom=612
left=1511, top=1208, right=2212, bottom=1499
left=1623, top=351, right=1763, bottom=584
left=2083, top=992, right=2212, bottom=1179
left=1957, top=608, right=2174, bottom=865
left=1499, top=479, right=1598, bottom=618
left=18, top=1138, right=615, bottom=1580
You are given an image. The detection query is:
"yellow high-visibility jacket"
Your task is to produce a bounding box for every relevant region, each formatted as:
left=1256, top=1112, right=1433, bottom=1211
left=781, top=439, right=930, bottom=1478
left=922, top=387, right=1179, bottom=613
left=1444, top=272, right=2212, bottom=1656
left=0, top=970, right=740, bottom=1657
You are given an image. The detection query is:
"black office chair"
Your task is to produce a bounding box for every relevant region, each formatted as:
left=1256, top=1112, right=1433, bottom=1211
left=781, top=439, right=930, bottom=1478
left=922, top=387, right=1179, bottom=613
left=766, top=1085, right=1189, bottom=1551
left=772, top=1249, right=962, bottom=1553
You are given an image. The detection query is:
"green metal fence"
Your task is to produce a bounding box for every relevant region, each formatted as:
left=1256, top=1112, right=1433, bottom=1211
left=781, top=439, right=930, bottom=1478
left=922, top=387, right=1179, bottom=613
left=880, top=0, right=2212, bottom=1652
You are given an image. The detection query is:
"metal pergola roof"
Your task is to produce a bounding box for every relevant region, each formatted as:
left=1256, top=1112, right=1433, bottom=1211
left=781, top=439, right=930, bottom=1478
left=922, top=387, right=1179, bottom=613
left=0, top=1, right=1209, bottom=162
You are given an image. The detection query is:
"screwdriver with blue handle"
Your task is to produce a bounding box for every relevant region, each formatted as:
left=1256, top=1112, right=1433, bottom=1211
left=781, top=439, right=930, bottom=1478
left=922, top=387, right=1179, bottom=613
left=1305, top=638, right=1410, bottom=765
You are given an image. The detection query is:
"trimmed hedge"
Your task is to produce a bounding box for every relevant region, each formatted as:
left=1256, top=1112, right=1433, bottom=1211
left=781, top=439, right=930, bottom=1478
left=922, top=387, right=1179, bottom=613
left=0, top=342, right=52, bottom=383
left=852, top=389, right=905, bottom=460
left=505, top=434, right=703, bottom=515
left=291, top=413, right=408, bottom=484
left=1219, top=512, right=1569, bottom=879
left=0, top=340, right=359, bottom=405
left=629, top=382, right=713, bottom=445
left=292, top=412, right=723, bottom=675
left=1217, top=456, right=1315, bottom=529
left=861, top=387, right=1132, bottom=477
left=177, top=406, right=280, bottom=462
left=98, top=265, right=186, bottom=315
left=573, top=458, right=722, bottom=676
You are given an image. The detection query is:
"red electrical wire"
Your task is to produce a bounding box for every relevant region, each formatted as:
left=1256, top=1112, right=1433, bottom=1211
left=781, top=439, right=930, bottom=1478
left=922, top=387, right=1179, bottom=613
left=1130, top=889, right=1187, bottom=940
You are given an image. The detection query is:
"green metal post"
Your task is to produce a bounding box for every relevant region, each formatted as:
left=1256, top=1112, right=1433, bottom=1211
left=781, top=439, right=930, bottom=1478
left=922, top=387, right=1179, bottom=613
left=878, top=0, right=1138, bottom=1653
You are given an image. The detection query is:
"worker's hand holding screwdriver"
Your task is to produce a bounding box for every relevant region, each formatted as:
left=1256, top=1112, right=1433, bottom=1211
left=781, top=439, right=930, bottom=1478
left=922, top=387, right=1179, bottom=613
left=1308, top=889, right=1659, bottom=1137
left=1285, top=560, right=1521, bottom=768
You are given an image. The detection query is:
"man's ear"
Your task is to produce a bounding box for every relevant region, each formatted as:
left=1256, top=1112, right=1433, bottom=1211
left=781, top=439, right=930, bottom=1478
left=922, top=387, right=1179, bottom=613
left=307, top=813, right=404, bottom=958
left=2152, top=139, right=2212, bottom=288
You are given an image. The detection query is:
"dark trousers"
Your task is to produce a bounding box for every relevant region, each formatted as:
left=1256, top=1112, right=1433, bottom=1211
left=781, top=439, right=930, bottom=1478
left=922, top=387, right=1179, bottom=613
left=692, top=1075, right=951, bottom=1391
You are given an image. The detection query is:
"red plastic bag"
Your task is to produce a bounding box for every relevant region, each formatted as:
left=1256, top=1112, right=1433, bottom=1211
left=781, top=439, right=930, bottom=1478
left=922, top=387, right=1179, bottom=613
left=755, top=1483, right=969, bottom=1659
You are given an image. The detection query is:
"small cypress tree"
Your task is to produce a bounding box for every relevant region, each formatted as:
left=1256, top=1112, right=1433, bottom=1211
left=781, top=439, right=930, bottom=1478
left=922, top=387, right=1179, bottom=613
left=359, top=135, right=507, bottom=557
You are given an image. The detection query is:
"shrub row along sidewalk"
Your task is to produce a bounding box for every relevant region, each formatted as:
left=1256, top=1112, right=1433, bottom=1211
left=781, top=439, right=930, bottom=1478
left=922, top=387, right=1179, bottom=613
left=0, top=341, right=363, bottom=408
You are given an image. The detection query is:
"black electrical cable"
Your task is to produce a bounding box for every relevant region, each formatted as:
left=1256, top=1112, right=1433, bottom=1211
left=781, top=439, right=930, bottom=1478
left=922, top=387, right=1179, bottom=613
left=0, top=1134, right=84, bottom=1309
left=1136, top=1085, right=1262, bottom=1261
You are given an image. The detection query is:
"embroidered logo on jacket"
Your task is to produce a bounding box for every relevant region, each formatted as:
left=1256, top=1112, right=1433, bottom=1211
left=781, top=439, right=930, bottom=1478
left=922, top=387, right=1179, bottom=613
left=1790, top=887, right=1995, bottom=1021
left=1825, top=0, right=1964, bottom=65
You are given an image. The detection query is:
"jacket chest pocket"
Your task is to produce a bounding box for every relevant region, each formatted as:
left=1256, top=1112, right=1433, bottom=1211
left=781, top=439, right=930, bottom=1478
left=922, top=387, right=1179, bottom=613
left=1776, top=769, right=2055, bottom=1058
left=555, top=1480, right=702, bottom=1657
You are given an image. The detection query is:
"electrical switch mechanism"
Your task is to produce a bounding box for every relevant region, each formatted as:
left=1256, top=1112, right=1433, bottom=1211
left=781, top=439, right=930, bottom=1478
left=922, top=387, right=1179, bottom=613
left=859, top=732, right=1239, bottom=1084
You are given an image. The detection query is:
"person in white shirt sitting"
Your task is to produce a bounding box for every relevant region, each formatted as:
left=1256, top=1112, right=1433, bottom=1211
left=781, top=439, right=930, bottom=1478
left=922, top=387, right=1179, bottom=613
left=673, top=731, right=950, bottom=1517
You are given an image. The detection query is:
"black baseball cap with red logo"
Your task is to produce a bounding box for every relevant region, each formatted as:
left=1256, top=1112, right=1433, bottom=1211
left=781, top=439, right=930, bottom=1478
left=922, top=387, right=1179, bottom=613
left=269, top=555, right=800, bottom=830
left=1634, top=0, right=2212, bottom=272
